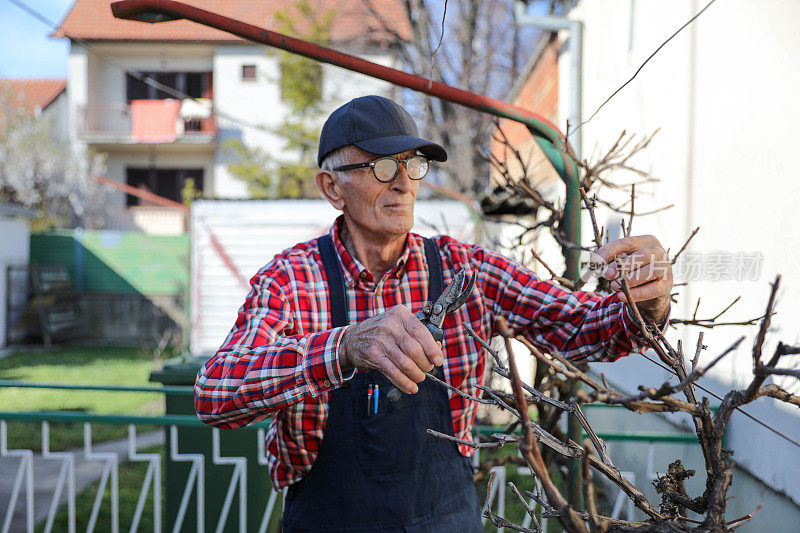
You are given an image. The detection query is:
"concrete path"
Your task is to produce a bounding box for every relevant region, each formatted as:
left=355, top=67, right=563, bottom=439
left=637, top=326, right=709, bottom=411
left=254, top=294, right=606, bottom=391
left=0, top=430, right=164, bottom=532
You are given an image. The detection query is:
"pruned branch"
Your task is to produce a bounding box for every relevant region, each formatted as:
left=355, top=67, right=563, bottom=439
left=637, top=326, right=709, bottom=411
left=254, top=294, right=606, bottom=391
left=671, top=227, right=700, bottom=265
left=471, top=115, right=796, bottom=533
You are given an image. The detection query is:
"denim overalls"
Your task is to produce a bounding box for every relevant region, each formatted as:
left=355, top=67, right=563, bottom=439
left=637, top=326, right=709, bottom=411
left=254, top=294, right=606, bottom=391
left=280, top=235, right=482, bottom=532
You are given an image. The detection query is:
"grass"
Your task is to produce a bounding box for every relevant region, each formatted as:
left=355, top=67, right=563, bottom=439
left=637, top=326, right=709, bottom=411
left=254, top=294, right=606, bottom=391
left=0, top=345, right=169, bottom=451
left=35, top=446, right=163, bottom=533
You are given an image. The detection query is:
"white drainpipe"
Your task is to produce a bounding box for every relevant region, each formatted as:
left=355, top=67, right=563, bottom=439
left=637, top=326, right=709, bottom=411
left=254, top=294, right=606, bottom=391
left=513, top=2, right=584, bottom=160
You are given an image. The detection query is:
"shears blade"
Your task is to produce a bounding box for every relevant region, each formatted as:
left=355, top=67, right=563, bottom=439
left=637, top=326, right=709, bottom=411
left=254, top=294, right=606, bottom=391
left=427, top=269, right=477, bottom=329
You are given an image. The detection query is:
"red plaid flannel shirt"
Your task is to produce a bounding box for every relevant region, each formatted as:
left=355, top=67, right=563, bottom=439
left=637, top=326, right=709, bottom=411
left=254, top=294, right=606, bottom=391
left=194, top=217, right=648, bottom=489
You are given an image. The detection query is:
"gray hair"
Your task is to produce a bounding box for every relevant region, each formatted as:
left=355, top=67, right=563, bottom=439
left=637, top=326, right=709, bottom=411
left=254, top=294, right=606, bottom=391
left=319, top=145, right=362, bottom=183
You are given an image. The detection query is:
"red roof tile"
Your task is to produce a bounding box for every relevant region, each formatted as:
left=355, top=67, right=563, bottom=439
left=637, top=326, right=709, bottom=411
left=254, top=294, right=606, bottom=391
left=0, top=79, right=66, bottom=115
left=53, top=0, right=410, bottom=44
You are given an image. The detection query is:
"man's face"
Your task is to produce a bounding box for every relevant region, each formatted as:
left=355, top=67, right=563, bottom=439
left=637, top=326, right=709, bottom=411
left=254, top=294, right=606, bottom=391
left=336, top=147, right=420, bottom=240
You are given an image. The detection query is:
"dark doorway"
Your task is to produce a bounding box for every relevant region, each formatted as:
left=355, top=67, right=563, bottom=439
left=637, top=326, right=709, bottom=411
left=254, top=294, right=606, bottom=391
left=126, top=167, right=204, bottom=206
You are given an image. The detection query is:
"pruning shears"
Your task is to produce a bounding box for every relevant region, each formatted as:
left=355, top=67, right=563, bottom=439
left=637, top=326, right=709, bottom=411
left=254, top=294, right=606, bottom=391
left=386, top=268, right=477, bottom=402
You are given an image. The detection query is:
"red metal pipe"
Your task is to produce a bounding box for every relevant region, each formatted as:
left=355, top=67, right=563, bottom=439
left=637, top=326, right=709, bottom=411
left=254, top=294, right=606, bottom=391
left=109, top=0, right=581, bottom=276
left=110, top=0, right=567, bottom=149
left=95, top=175, right=189, bottom=211
left=205, top=226, right=250, bottom=291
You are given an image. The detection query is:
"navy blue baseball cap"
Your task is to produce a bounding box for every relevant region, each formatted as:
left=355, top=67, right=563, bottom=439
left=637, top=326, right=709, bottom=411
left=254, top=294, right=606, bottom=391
left=317, top=95, right=448, bottom=166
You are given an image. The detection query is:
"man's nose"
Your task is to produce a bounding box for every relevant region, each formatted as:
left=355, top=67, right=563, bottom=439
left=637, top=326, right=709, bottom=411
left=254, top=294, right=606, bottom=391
left=391, top=162, right=413, bottom=193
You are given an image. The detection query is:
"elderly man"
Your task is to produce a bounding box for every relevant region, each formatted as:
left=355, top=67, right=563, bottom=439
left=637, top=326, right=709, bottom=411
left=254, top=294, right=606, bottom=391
left=195, top=95, right=672, bottom=531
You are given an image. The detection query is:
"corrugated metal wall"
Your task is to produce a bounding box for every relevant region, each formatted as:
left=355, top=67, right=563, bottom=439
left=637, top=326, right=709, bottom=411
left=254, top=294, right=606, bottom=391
left=190, top=199, right=475, bottom=354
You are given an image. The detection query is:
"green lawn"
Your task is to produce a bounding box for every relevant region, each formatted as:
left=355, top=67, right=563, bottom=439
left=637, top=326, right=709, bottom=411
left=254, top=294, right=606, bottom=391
left=0, top=346, right=169, bottom=450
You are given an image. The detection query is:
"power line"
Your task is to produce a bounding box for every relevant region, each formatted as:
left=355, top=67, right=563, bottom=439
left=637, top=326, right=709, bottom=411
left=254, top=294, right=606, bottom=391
left=574, top=0, right=718, bottom=135
left=640, top=351, right=800, bottom=449
left=6, top=0, right=56, bottom=27
left=10, top=0, right=800, bottom=450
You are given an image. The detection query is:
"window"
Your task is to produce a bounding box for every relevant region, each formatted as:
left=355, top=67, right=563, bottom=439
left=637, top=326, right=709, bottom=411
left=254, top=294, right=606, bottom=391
left=126, top=167, right=204, bottom=206
left=241, top=64, right=257, bottom=81
left=126, top=72, right=211, bottom=102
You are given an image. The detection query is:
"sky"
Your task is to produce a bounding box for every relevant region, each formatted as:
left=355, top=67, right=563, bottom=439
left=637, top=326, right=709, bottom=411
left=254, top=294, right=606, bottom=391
left=0, top=0, right=75, bottom=79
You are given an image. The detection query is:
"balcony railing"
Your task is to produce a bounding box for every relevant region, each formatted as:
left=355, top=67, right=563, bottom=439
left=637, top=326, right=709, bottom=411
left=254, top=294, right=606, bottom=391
left=76, top=102, right=216, bottom=143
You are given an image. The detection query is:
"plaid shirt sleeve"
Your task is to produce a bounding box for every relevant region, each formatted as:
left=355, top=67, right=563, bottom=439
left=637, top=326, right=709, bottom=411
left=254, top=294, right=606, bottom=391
left=194, top=255, right=349, bottom=429
left=470, top=244, right=650, bottom=362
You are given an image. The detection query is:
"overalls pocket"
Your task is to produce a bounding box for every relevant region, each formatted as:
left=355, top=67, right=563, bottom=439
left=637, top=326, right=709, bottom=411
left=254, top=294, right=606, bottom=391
left=353, top=373, right=438, bottom=476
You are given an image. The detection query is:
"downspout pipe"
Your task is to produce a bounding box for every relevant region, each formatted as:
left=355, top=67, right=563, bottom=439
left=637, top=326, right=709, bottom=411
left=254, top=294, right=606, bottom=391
left=513, top=3, right=584, bottom=281
left=514, top=2, right=585, bottom=509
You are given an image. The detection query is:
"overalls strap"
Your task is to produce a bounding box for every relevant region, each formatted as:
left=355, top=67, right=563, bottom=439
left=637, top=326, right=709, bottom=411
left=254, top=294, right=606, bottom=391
left=317, top=234, right=445, bottom=324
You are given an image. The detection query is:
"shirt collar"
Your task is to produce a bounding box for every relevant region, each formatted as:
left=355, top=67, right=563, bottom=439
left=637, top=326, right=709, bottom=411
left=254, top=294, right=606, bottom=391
left=329, top=216, right=416, bottom=286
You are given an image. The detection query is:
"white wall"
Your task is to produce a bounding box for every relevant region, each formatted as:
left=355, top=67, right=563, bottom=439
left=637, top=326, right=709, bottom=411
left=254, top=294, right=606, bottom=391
left=561, top=0, right=800, bottom=514
left=41, top=92, right=68, bottom=141
left=67, top=43, right=88, bottom=144
left=212, top=45, right=282, bottom=199
left=0, top=217, right=31, bottom=348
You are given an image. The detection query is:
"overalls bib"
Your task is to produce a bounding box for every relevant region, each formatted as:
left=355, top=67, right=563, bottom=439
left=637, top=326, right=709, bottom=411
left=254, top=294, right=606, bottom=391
left=281, top=235, right=482, bottom=532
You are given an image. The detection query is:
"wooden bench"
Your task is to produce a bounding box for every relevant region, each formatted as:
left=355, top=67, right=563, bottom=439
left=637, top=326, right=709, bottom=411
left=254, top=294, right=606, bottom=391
left=30, top=265, right=87, bottom=347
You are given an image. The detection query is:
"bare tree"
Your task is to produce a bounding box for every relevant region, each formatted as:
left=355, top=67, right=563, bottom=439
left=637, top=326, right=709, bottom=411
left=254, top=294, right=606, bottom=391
left=421, top=131, right=798, bottom=531
left=362, top=0, right=560, bottom=192
left=0, top=85, right=107, bottom=229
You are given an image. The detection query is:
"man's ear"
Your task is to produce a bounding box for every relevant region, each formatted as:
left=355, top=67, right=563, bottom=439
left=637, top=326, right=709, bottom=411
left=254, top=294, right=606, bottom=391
left=316, top=170, right=345, bottom=211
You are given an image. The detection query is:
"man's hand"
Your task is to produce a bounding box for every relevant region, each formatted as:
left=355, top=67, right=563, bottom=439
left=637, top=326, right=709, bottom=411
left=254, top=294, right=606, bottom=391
left=338, top=305, right=444, bottom=394
left=595, top=235, right=673, bottom=324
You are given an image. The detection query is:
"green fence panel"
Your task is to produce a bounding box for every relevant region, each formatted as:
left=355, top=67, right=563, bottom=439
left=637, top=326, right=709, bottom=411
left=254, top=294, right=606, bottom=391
left=30, top=230, right=189, bottom=296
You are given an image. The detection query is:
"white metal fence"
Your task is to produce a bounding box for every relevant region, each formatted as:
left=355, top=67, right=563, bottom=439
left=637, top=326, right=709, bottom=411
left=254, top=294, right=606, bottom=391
left=0, top=418, right=283, bottom=533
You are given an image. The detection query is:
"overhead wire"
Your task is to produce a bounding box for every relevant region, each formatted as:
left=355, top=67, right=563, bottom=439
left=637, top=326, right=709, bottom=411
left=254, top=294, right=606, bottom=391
left=10, top=0, right=800, bottom=450
left=572, top=0, right=718, bottom=136
left=639, top=351, right=800, bottom=449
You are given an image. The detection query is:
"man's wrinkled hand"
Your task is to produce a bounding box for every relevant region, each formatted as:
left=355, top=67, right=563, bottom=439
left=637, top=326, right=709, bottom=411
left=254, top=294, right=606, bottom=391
left=595, top=235, right=673, bottom=324
left=338, top=305, right=444, bottom=394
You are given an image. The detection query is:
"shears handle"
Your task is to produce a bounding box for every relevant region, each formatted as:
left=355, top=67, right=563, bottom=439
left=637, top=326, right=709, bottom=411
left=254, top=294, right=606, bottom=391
left=414, top=309, right=444, bottom=342
left=384, top=309, right=442, bottom=402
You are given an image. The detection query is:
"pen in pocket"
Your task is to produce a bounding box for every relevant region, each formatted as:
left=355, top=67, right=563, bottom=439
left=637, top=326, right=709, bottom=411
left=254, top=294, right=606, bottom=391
left=373, top=384, right=379, bottom=415
left=367, top=384, right=374, bottom=415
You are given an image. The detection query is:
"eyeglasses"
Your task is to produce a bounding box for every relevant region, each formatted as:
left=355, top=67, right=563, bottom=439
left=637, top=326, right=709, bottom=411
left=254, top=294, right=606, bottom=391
left=333, top=155, right=431, bottom=183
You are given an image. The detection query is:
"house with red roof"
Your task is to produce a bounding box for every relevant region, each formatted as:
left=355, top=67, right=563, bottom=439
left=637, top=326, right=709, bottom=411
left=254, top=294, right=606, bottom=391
left=53, top=0, right=408, bottom=232
left=0, top=78, right=68, bottom=138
